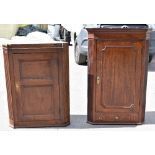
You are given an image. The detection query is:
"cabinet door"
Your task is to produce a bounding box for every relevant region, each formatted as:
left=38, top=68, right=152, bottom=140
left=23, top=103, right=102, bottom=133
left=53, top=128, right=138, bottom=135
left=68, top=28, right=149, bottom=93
left=13, top=52, right=63, bottom=122
left=95, top=41, right=143, bottom=121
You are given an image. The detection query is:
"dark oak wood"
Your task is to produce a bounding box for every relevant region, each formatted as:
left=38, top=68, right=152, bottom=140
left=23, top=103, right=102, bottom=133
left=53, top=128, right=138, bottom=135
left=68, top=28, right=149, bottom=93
left=3, top=43, right=70, bottom=128
left=87, top=28, right=149, bottom=124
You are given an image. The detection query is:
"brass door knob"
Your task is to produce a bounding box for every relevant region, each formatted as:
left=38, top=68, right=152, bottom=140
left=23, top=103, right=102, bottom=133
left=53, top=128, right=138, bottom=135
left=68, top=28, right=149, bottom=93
left=15, top=83, right=20, bottom=90
left=97, top=76, right=100, bottom=85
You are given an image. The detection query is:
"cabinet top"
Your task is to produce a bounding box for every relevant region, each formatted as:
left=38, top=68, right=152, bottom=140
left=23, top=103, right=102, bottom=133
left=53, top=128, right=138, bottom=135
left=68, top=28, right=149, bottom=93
left=86, top=26, right=150, bottom=40
left=2, top=42, right=68, bottom=50
left=86, top=28, right=149, bottom=32
left=87, top=24, right=148, bottom=30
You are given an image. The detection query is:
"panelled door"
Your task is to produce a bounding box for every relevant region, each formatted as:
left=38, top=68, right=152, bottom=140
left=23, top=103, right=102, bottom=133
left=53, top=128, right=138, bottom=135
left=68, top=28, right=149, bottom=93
left=95, top=40, right=143, bottom=122
left=13, top=51, right=63, bottom=122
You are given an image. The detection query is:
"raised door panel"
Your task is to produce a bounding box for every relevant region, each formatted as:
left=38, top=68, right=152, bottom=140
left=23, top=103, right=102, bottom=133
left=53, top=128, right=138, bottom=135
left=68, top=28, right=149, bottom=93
left=13, top=53, right=62, bottom=122
left=95, top=41, right=142, bottom=121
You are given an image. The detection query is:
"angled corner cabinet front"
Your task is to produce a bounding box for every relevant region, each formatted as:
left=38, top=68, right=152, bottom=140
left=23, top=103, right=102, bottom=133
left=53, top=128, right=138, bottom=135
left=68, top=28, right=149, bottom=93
left=3, top=43, right=70, bottom=128
left=87, top=27, right=149, bottom=124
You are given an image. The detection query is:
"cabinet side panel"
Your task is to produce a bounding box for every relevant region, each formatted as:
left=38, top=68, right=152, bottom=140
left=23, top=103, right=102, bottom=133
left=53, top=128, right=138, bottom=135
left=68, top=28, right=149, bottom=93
left=139, top=39, right=149, bottom=123
left=62, top=44, right=70, bottom=123
left=88, top=38, right=97, bottom=122
left=3, top=47, right=14, bottom=124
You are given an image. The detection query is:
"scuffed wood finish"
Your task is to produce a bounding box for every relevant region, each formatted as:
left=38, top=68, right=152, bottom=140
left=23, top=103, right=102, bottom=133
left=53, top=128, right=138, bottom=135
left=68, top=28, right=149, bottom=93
left=87, top=28, right=149, bottom=124
left=3, top=43, right=70, bottom=128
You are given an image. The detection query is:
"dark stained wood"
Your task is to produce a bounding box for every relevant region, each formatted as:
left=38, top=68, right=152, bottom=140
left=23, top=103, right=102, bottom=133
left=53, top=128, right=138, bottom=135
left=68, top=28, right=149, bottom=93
left=87, top=28, right=149, bottom=124
left=3, top=43, right=70, bottom=128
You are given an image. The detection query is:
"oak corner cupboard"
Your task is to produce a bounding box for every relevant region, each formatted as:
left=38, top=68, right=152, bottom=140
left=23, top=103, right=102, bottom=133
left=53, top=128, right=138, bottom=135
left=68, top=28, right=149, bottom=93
left=3, top=43, right=70, bottom=128
left=87, top=25, right=149, bottom=124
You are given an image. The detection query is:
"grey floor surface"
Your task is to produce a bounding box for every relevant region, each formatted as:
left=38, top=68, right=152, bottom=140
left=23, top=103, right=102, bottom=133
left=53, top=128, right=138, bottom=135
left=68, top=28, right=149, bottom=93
left=0, top=46, right=155, bottom=130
